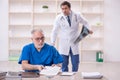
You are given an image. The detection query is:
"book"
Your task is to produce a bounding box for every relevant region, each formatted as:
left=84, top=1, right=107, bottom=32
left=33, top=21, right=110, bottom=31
left=40, top=66, right=60, bottom=76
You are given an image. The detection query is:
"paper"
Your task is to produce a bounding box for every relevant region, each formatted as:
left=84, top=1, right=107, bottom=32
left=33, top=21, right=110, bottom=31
left=61, top=72, right=75, bottom=76
left=40, top=66, right=60, bottom=76
left=81, top=72, right=103, bottom=79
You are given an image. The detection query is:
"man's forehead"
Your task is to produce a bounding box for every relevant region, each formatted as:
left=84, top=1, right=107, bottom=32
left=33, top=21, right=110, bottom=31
left=32, top=31, right=44, bottom=37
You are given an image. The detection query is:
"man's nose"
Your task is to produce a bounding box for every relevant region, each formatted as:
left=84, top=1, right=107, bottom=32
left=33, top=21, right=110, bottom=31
left=39, top=39, right=43, bottom=43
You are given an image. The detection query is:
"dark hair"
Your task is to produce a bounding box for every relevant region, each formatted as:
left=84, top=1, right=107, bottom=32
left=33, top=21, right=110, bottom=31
left=60, top=1, right=71, bottom=8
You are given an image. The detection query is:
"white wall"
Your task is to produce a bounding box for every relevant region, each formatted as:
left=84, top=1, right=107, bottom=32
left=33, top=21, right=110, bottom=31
left=0, top=0, right=8, bottom=61
left=104, top=0, right=120, bottom=61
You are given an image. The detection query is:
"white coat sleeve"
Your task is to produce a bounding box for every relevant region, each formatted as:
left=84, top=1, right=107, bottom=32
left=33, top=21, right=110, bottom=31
left=51, top=17, right=60, bottom=44
left=78, top=13, right=91, bottom=29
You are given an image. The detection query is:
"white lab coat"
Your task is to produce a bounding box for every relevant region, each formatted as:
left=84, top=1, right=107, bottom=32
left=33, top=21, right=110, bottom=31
left=51, top=11, right=90, bottom=55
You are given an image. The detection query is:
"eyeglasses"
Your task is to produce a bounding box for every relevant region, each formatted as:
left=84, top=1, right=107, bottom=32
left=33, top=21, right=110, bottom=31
left=34, top=36, right=45, bottom=41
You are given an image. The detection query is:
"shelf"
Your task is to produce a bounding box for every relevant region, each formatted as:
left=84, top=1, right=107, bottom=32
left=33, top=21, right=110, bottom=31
left=9, top=0, right=32, bottom=13
left=34, top=12, right=56, bottom=14
left=34, top=0, right=57, bottom=13
left=81, top=0, right=104, bottom=15
left=34, top=14, right=55, bottom=25
left=34, top=24, right=53, bottom=26
left=81, top=49, right=103, bottom=51
left=82, top=12, right=104, bottom=15
left=84, top=37, right=103, bottom=40
left=81, top=53, right=96, bottom=62
left=8, top=0, right=104, bottom=62
left=9, top=49, right=22, bottom=51
left=9, top=38, right=32, bottom=51
left=9, top=12, right=32, bottom=14
left=9, top=36, right=31, bottom=39
left=9, top=24, right=32, bottom=26
left=9, top=13, right=32, bottom=25
left=91, top=25, right=103, bottom=27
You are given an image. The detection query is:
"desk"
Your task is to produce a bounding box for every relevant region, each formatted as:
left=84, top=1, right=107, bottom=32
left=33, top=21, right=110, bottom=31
left=22, top=72, right=107, bottom=80
left=0, top=61, right=120, bottom=80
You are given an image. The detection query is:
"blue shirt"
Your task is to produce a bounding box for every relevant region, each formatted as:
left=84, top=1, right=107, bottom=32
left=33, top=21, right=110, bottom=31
left=18, top=43, right=63, bottom=72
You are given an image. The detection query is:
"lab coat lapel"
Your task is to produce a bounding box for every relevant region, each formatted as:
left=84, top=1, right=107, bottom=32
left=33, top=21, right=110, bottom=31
left=61, top=14, right=70, bottom=27
left=71, top=12, right=77, bottom=27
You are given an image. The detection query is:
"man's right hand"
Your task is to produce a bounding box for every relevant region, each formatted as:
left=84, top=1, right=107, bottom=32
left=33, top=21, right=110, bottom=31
left=35, top=65, right=45, bottom=71
left=22, top=61, right=45, bottom=71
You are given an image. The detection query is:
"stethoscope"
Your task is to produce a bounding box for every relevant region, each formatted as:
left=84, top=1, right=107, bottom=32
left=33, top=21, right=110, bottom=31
left=60, top=14, right=78, bottom=23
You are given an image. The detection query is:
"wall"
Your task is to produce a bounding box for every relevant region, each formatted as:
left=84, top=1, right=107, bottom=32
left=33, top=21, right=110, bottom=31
left=104, top=0, right=120, bottom=61
left=0, top=0, right=8, bottom=61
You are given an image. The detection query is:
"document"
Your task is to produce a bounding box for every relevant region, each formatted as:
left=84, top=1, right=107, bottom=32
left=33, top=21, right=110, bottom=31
left=40, top=66, right=60, bottom=76
left=60, top=72, right=75, bottom=76
left=74, top=25, right=90, bottom=44
left=81, top=72, right=103, bottom=79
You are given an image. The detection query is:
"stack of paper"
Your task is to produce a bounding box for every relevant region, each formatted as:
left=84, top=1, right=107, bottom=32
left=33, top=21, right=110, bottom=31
left=40, top=66, right=60, bottom=76
left=61, top=72, right=75, bottom=76
left=81, top=72, right=103, bottom=79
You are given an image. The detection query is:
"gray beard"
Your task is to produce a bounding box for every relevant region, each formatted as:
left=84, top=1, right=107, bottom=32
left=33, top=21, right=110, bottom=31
left=37, top=43, right=44, bottom=49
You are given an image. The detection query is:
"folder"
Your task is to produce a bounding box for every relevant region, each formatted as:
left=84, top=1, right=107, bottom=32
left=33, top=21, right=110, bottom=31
left=74, top=25, right=90, bottom=44
left=81, top=72, right=103, bottom=79
left=6, top=71, right=39, bottom=78
left=21, top=72, right=40, bottom=78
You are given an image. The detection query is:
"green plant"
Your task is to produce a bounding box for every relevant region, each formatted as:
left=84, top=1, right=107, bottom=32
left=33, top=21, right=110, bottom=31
left=42, top=5, right=48, bottom=8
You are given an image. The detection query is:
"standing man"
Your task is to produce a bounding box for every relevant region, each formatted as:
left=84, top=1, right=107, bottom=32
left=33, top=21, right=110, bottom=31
left=51, top=1, right=93, bottom=72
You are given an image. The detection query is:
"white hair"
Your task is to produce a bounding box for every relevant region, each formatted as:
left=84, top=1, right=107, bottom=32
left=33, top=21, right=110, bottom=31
left=31, top=28, right=44, bottom=35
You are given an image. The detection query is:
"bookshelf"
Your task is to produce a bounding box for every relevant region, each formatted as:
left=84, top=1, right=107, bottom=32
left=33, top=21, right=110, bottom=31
left=8, top=0, right=104, bottom=62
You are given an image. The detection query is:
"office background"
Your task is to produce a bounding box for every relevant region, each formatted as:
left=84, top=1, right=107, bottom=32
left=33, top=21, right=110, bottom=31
left=0, top=0, right=120, bottom=62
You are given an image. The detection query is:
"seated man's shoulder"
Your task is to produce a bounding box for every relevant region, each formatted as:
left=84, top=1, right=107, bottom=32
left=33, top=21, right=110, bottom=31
left=44, top=43, right=55, bottom=49
left=23, top=43, right=33, bottom=49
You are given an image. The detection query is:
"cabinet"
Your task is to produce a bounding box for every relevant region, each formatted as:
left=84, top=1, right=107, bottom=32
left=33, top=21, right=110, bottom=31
left=8, top=0, right=104, bottom=62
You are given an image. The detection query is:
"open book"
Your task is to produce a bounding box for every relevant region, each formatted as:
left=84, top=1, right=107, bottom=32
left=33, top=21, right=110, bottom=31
left=40, top=66, right=61, bottom=76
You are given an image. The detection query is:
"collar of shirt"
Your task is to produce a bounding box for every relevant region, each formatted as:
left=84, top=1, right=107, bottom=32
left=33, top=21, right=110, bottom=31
left=65, top=11, right=72, bottom=20
left=32, top=43, right=45, bottom=53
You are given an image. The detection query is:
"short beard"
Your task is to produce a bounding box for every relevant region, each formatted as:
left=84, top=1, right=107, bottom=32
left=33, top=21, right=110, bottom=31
left=37, top=43, right=44, bottom=49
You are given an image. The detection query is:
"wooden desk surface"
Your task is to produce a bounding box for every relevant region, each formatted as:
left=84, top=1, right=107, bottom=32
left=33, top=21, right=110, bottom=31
left=22, top=72, right=107, bottom=80
left=1, top=61, right=120, bottom=80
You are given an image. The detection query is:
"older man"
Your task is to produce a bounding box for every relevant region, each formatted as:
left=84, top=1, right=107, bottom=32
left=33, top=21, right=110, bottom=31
left=18, top=28, right=63, bottom=72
